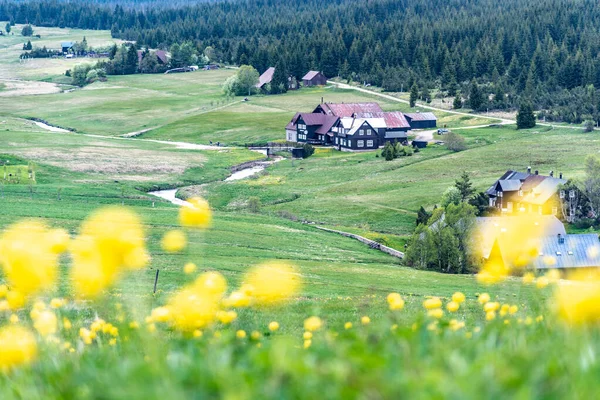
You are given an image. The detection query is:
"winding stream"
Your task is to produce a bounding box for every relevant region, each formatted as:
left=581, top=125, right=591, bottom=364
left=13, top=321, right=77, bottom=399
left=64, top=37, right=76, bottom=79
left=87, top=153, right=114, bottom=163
left=148, top=157, right=282, bottom=206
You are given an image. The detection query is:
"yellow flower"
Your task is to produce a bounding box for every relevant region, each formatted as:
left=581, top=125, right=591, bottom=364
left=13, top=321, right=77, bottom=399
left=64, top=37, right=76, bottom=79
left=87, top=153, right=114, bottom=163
left=387, top=293, right=405, bottom=310
left=79, top=328, right=94, bottom=345
left=446, top=301, right=460, bottom=313
left=236, top=330, right=246, bottom=339
left=536, top=277, right=549, bottom=289
left=183, top=262, right=197, bottom=275
left=483, top=302, right=500, bottom=313
left=6, top=291, right=25, bottom=310
left=452, top=292, right=466, bottom=304
left=150, top=306, right=171, bottom=323
left=303, top=331, right=313, bottom=340
left=48, top=228, right=70, bottom=254
left=509, top=305, right=518, bottom=315
left=423, top=297, right=442, bottom=310
left=194, top=272, right=227, bottom=298
left=251, top=331, right=261, bottom=340
left=222, top=291, right=251, bottom=308
left=179, top=197, right=212, bottom=229
left=0, top=300, right=8, bottom=311
left=449, top=319, right=465, bottom=331
left=129, top=321, right=139, bottom=329
left=0, top=284, right=8, bottom=299
left=478, top=293, right=490, bottom=305
left=303, top=339, right=312, bottom=349
left=216, top=310, right=237, bottom=325
left=427, top=308, right=444, bottom=319
left=70, top=207, right=149, bottom=298
left=193, top=330, right=202, bottom=338
left=555, top=272, right=600, bottom=324
left=522, top=272, right=535, bottom=284
left=146, top=323, right=157, bottom=333
left=361, top=316, right=371, bottom=325
left=109, top=338, right=117, bottom=346
left=499, top=304, right=510, bottom=317
left=304, top=316, right=322, bottom=332
left=0, top=220, right=61, bottom=298
left=50, top=298, right=65, bottom=309
left=486, top=311, right=496, bottom=321
left=0, top=325, right=37, bottom=370
left=63, top=318, right=72, bottom=330
left=33, top=310, right=58, bottom=337
left=545, top=269, right=560, bottom=284
left=344, top=322, right=353, bottom=330
left=268, top=321, right=279, bottom=332
left=536, top=315, right=544, bottom=322
left=161, top=230, right=187, bottom=253
left=242, top=261, right=301, bottom=306
left=9, top=314, right=19, bottom=324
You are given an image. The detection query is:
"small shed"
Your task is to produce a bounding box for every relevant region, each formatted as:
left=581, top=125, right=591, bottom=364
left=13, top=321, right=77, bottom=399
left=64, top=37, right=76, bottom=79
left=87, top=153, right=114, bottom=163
left=412, top=140, right=428, bottom=149
left=61, top=41, right=74, bottom=53
left=292, top=148, right=305, bottom=158
left=404, top=112, right=437, bottom=129
left=302, top=71, right=327, bottom=87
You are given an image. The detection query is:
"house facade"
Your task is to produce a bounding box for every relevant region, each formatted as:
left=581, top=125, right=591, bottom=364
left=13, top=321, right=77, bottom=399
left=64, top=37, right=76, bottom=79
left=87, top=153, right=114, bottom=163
left=486, top=169, right=566, bottom=215
left=302, top=71, right=327, bottom=86
left=404, top=112, right=437, bottom=129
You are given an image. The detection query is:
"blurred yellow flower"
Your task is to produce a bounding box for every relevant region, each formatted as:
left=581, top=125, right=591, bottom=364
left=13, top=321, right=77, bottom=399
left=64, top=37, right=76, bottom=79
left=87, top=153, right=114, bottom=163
left=361, top=316, right=371, bottom=325
left=33, top=310, right=58, bottom=337
left=242, top=261, right=301, bottom=306
left=452, top=292, right=466, bottom=304
left=251, top=331, right=261, bottom=340
left=79, top=328, right=94, bottom=345
left=483, top=302, right=500, bottom=312
left=50, top=298, right=65, bottom=309
left=63, top=318, right=72, bottom=330
left=344, top=322, right=352, bottom=330
left=47, top=228, right=70, bottom=254
left=449, top=319, right=465, bottom=331
left=486, top=311, right=496, bottom=321
left=161, top=230, right=187, bottom=253
left=499, top=304, right=510, bottom=317
left=536, top=277, right=549, bottom=289
left=387, top=292, right=405, bottom=310
left=183, top=262, right=197, bottom=275
left=509, top=305, right=518, bottom=315
left=6, top=291, right=25, bottom=310
left=70, top=207, right=149, bottom=298
left=545, top=269, right=560, bottom=284
left=268, top=321, right=279, bottom=332
left=303, top=331, right=313, bottom=340
left=179, top=197, right=212, bottom=229
left=167, top=283, right=222, bottom=331
left=129, top=321, right=139, bottom=329
left=222, top=290, right=251, bottom=308
left=151, top=306, right=171, bottom=323
left=303, top=339, right=311, bottom=349
left=216, top=310, right=237, bottom=325
left=423, top=297, right=442, bottom=310
left=522, top=272, right=535, bottom=284
left=193, top=330, right=202, bottom=338
left=446, top=301, right=459, bottom=313
left=0, top=284, right=8, bottom=299
left=0, top=220, right=61, bottom=298
left=478, top=293, right=490, bottom=305
left=9, top=314, right=18, bottom=324
left=194, top=272, right=227, bottom=298
left=304, top=316, right=322, bottom=332
left=427, top=308, right=444, bottom=319
left=555, top=272, right=600, bottom=324
left=477, top=239, right=509, bottom=285
left=236, top=330, right=246, bottom=339
left=0, top=325, right=37, bottom=370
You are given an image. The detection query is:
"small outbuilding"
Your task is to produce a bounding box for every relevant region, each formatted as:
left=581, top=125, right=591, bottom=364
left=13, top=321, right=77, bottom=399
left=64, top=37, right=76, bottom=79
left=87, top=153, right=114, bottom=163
left=412, top=140, right=428, bottom=149
left=405, top=112, right=437, bottom=129
left=302, top=71, right=327, bottom=87
left=61, top=41, right=74, bottom=53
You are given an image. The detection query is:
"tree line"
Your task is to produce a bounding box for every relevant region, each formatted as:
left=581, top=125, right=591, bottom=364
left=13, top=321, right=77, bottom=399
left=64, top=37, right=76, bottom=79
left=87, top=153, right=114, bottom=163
left=5, top=0, right=600, bottom=122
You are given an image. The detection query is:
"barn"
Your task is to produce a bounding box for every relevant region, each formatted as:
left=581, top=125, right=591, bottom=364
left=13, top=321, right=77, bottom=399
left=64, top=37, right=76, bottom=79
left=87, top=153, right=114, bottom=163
left=302, top=71, right=328, bottom=87
left=404, top=112, right=437, bottom=129
left=61, top=41, right=74, bottom=53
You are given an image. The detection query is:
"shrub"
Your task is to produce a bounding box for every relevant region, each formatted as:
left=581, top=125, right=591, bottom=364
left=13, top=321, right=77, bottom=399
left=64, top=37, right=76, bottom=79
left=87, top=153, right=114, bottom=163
left=445, top=131, right=467, bottom=152
left=302, top=143, right=315, bottom=158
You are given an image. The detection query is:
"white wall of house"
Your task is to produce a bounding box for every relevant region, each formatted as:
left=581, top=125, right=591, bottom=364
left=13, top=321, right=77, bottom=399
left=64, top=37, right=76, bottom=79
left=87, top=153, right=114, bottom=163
left=286, top=129, right=298, bottom=142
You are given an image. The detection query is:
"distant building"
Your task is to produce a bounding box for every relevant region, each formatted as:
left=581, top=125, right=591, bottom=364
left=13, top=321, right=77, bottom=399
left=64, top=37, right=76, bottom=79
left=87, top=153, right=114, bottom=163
left=404, top=112, right=437, bottom=129
left=61, top=41, right=74, bottom=53
left=486, top=169, right=566, bottom=215
left=137, top=50, right=169, bottom=66
left=302, top=71, right=327, bottom=86
left=285, top=102, right=425, bottom=149
left=256, top=67, right=275, bottom=90
left=533, top=233, right=600, bottom=270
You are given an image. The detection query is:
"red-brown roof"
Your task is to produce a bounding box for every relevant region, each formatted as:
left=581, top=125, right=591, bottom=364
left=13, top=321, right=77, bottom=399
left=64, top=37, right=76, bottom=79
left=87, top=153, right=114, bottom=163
left=256, top=67, right=275, bottom=88
left=356, top=111, right=411, bottom=129
left=315, top=115, right=339, bottom=135
left=138, top=49, right=169, bottom=65
left=316, top=103, right=383, bottom=118
left=285, top=112, right=301, bottom=130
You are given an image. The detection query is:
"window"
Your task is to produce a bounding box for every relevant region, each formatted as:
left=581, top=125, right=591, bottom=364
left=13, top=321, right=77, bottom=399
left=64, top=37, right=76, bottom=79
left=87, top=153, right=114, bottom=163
left=359, top=129, right=365, bottom=136
left=367, top=140, right=374, bottom=147
left=357, top=140, right=364, bottom=148
left=366, top=129, right=371, bottom=135
left=335, top=137, right=338, bottom=144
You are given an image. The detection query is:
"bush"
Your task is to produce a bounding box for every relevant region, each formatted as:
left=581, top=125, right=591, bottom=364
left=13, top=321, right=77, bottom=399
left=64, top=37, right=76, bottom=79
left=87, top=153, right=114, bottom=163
left=445, top=131, right=467, bottom=152
left=584, top=120, right=595, bottom=132
left=302, top=143, right=315, bottom=158
left=21, top=25, right=33, bottom=37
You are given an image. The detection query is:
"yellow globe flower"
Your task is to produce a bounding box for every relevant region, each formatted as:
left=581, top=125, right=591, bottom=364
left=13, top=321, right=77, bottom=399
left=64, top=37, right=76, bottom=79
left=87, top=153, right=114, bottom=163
left=509, top=305, right=518, bottom=315
left=452, top=292, right=466, bottom=304
left=499, top=304, right=510, bottom=317
left=6, top=291, right=25, bottom=310
left=161, top=230, right=187, bottom=253
left=236, top=330, right=246, bottom=339
left=242, top=261, right=301, bottom=306
left=0, top=284, right=8, bottom=299
left=179, top=197, right=212, bottom=229
left=9, top=314, right=19, bottom=324
left=446, top=301, right=460, bottom=313
left=0, top=325, right=37, bottom=370
left=486, top=311, right=496, bottom=321
left=251, top=331, right=261, bottom=340
left=216, top=310, right=237, bottom=325
left=50, top=298, right=65, bottom=309
left=268, top=321, right=280, bottom=332
left=387, top=293, right=405, bottom=311
left=545, top=269, right=560, bottom=284
left=344, top=322, right=353, bottom=330
left=361, top=316, right=371, bottom=325
left=303, top=331, right=313, bottom=340
left=555, top=272, right=600, bottom=324
left=423, top=297, right=442, bottom=310
left=183, top=262, right=197, bottom=275
left=194, top=271, right=227, bottom=298
left=33, top=310, right=58, bottom=337
left=303, top=339, right=312, bottom=349
left=483, top=302, right=500, bottom=312
left=222, top=290, right=251, bottom=308
left=150, top=306, right=171, bottom=323
left=167, top=285, right=222, bottom=332
left=47, top=228, right=70, bottom=254
left=427, top=308, right=444, bottom=319
left=522, top=272, right=535, bottom=284
left=536, top=276, right=549, bottom=289
left=478, top=293, right=490, bottom=305
left=0, top=220, right=61, bottom=298
left=304, top=316, right=322, bottom=332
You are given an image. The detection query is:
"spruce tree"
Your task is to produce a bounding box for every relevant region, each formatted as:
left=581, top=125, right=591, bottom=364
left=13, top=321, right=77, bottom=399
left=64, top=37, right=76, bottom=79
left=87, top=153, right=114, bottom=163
left=455, top=171, right=475, bottom=201
left=409, top=84, right=418, bottom=107
left=453, top=93, right=462, bottom=109
left=416, top=206, right=431, bottom=226
left=516, top=101, right=536, bottom=129
left=270, top=62, right=288, bottom=94
left=468, top=80, right=483, bottom=111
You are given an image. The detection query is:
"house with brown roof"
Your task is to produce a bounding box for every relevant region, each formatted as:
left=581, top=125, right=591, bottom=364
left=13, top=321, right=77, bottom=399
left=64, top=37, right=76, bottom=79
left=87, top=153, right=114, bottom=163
left=486, top=168, right=567, bottom=215
left=137, top=50, right=168, bottom=66
left=314, top=102, right=383, bottom=117
left=302, top=71, right=327, bottom=86
left=256, top=67, right=298, bottom=92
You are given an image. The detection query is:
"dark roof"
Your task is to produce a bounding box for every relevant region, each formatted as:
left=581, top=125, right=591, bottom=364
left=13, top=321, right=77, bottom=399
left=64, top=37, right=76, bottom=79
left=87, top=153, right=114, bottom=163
left=302, top=70, right=324, bottom=80
left=404, top=112, right=437, bottom=121
left=298, top=113, right=329, bottom=126
left=497, top=179, right=522, bottom=192
left=315, top=115, right=339, bottom=135
left=285, top=113, right=301, bottom=130
left=485, top=170, right=565, bottom=199
left=533, top=234, right=600, bottom=269
left=256, top=67, right=275, bottom=88
left=317, top=103, right=384, bottom=118
left=356, top=111, right=411, bottom=129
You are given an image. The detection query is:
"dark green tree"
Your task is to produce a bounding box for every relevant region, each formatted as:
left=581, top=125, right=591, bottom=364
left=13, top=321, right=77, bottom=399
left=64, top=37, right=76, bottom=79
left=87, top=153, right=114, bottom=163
left=468, top=80, right=483, bottom=110
left=416, top=206, right=431, bottom=226
left=453, top=93, right=462, bottom=109
left=516, top=101, right=536, bottom=129
left=409, top=84, right=418, bottom=107
left=455, top=171, right=475, bottom=201
left=381, top=141, right=395, bottom=161
left=270, top=62, right=288, bottom=94
left=5, top=23, right=11, bottom=34
left=21, top=25, right=33, bottom=37
left=125, top=45, right=139, bottom=74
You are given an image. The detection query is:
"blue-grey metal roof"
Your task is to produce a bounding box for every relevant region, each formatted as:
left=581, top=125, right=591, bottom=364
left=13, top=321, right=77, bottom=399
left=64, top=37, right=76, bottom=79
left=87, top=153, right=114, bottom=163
left=498, top=179, right=522, bottom=192
left=533, top=234, right=600, bottom=269
left=61, top=41, right=74, bottom=47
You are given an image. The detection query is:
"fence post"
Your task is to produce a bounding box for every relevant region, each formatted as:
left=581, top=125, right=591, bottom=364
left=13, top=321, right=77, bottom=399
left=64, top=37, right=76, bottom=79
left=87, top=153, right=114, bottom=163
left=153, top=269, right=160, bottom=294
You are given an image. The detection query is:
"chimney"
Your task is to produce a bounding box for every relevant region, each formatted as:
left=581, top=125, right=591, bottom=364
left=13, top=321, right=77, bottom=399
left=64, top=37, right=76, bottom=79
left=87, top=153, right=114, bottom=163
left=321, top=97, right=323, bottom=104
left=550, top=171, right=554, bottom=177
left=559, top=172, right=563, bottom=179
left=527, top=166, right=531, bottom=174
left=535, top=170, right=539, bottom=175
left=558, top=233, right=565, bottom=244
